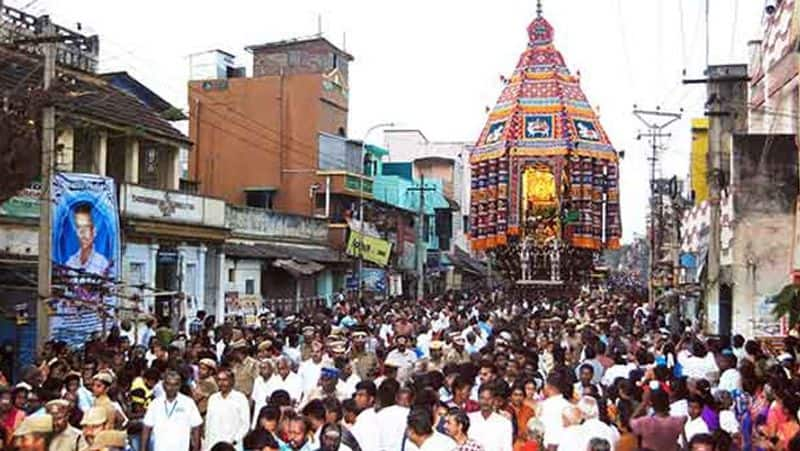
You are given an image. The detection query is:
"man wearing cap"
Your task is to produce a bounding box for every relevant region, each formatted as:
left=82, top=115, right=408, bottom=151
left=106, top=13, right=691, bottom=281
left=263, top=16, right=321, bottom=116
left=351, top=331, right=377, bottom=381
left=300, top=327, right=316, bottom=362
left=80, top=407, right=108, bottom=447
left=46, top=400, right=84, bottom=451
left=255, top=339, right=273, bottom=360
left=142, top=370, right=202, bottom=451
left=417, top=341, right=446, bottom=373
left=230, top=340, right=259, bottom=399
left=301, top=367, right=339, bottom=409
left=13, top=414, right=53, bottom=451
left=384, top=336, right=417, bottom=384
left=192, top=359, right=218, bottom=416
left=90, top=373, right=120, bottom=430
left=444, top=334, right=470, bottom=365
left=87, top=430, right=127, bottom=451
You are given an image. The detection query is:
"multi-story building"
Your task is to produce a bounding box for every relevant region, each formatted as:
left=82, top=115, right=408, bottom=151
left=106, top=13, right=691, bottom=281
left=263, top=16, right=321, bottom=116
left=383, top=129, right=472, bottom=253
left=187, top=38, right=360, bottom=304
left=187, top=38, right=357, bottom=216
left=680, top=0, right=800, bottom=336
left=0, top=7, right=226, bottom=370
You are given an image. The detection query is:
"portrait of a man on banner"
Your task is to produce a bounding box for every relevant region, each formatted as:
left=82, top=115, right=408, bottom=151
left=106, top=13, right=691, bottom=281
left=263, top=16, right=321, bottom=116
left=51, top=173, right=120, bottom=346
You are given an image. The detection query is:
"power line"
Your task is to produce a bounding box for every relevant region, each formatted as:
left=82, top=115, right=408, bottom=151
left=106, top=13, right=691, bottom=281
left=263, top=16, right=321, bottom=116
left=729, top=0, right=739, bottom=60
left=633, top=106, right=682, bottom=309
left=615, top=0, right=638, bottom=102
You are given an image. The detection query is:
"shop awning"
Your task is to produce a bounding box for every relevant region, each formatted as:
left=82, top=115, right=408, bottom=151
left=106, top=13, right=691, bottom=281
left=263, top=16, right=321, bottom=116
left=446, top=247, right=487, bottom=276
left=223, top=241, right=349, bottom=264
left=273, top=259, right=325, bottom=277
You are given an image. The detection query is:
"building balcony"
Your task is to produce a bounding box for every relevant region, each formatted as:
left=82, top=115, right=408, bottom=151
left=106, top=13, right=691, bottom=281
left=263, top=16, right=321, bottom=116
left=316, top=171, right=373, bottom=199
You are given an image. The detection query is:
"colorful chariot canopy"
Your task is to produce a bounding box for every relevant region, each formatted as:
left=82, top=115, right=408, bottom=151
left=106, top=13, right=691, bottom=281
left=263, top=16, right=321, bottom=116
left=471, top=12, right=619, bottom=163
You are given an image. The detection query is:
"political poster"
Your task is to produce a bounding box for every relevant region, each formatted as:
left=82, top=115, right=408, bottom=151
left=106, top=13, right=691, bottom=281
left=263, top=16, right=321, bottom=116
left=50, top=173, right=120, bottom=346
left=360, top=268, right=387, bottom=293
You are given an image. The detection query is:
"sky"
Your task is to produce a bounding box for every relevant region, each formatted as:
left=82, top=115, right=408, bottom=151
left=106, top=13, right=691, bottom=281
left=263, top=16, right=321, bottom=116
left=11, top=0, right=766, bottom=243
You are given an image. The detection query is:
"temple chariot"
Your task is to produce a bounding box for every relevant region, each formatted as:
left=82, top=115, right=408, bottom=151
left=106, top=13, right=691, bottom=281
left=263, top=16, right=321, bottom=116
left=469, top=7, right=622, bottom=287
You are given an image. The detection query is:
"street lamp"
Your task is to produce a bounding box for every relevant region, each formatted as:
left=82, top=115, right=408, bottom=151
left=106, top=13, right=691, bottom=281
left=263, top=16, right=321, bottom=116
left=358, top=122, right=395, bottom=302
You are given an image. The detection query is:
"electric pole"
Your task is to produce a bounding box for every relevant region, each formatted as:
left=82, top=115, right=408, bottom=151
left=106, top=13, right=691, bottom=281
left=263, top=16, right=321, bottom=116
left=634, top=107, right=681, bottom=309
left=407, top=175, right=436, bottom=301
left=684, top=65, right=748, bottom=334
left=37, top=15, right=56, bottom=350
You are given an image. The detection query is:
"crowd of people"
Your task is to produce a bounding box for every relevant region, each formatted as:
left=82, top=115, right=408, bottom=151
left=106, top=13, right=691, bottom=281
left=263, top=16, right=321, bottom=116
left=1, top=287, right=800, bottom=451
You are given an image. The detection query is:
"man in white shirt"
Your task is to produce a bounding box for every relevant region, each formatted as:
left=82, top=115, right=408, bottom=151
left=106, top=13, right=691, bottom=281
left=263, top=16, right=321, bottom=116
left=678, top=341, right=719, bottom=382
left=299, top=342, right=326, bottom=398
left=350, top=381, right=379, bottom=451
left=65, top=203, right=110, bottom=274
left=601, top=354, right=636, bottom=387
left=384, top=336, right=418, bottom=384
left=269, top=357, right=303, bottom=404
left=467, top=384, right=513, bottom=451
left=556, top=405, right=585, bottom=451
left=375, top=379, right=409, bottom=451
left=683, top=396, right=710, bottom=447
left=576, top=396, right=619, bottom=451
left=406, top=407, right=457, bottom=451
left=250, top=359, right=274, bottom=428
left=716, top=352, right=742, bottom=393
left=334, top=358, right=360, bottom=400
left=204, top=368, right=250, bottom=451
left=142, top=370, right=203, bottom=451
left=539, top=374, right=572, bottom=449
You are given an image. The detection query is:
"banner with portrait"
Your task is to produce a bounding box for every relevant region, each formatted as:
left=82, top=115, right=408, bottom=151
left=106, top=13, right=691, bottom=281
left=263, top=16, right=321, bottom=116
left=50, top=173, right=121, bottom=346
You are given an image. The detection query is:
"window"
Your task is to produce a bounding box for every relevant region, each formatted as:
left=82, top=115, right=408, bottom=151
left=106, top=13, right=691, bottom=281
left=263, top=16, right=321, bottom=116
left=228, top=268, right=235, bottom=283
left=332, top=53, right=339, bottom=70
left=463, top=215, right=470, bottom=233
left=128, top=262, right=145, bottom=293
left=185, top=263, right=198, bottom=300
left=245, top=279, right=255, bottom=295
left=245, top=190, right=276, bottom=210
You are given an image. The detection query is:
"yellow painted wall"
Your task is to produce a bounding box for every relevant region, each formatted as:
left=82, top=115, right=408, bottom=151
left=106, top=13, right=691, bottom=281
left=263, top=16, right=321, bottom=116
left=691, top=118, right=709, bottom=204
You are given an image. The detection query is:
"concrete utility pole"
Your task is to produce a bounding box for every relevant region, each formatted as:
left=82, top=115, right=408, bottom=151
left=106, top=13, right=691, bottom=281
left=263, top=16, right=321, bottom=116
left=37, top=15, right=56, bottom=350
left=684, top=65, right=748, bottom=334
left=634, top=107, right=681, bottom=309
left=408, top=175, right=436, bottom=301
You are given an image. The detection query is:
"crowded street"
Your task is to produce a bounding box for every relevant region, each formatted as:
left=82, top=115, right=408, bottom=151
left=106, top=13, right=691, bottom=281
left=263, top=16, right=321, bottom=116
left=4, top=284, right=800, bottom=451
left=1, top=0, right=798, bottom=450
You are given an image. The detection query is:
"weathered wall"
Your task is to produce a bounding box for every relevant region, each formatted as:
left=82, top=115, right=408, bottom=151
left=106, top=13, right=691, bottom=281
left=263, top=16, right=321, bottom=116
left=730, top=135, right=798, bottom=336
left=732, top=214, right=794, bottom=336
left=226, top=205, right=329, bottom=244
left=252, top=39, right=350, bottom=82
left=0, top=223, right=37, bottom=256
left=188, top=74, right=347, bottom=216
left=224, top=259, right=262, bottom=296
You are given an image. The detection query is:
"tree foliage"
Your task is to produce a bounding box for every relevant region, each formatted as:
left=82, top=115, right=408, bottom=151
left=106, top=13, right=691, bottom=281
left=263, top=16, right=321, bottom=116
left=772, top=283, right=800, bottom=328
left=0, top=88, right=45, bottom=204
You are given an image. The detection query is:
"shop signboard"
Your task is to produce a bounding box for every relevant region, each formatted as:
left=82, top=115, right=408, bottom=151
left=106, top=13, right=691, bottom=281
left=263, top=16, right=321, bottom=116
left=346, top=230, right=392, bottom=267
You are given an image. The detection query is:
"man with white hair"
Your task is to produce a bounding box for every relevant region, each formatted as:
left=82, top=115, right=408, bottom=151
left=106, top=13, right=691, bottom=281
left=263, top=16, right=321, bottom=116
left=269, top=357, right=303, bottom=404
left=576, top=396, right=619, bottom=451
left=556, top=404, right=585, bottom=450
